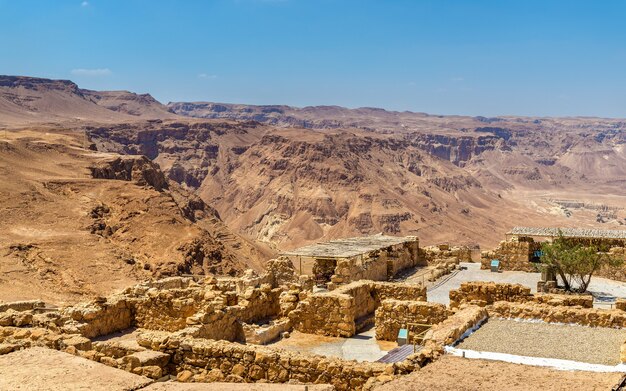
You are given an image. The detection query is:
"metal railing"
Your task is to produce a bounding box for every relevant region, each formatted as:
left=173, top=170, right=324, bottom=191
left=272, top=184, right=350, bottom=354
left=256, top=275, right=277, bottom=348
left=405, top=322, right=433, bottom=352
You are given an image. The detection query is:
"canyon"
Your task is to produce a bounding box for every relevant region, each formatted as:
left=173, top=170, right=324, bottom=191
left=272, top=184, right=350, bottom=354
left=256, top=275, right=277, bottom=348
left=1, top=75, right=625, bottom=302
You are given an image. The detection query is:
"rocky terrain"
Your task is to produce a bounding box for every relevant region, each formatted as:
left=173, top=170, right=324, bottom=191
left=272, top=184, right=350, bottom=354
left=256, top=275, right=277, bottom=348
left=0, top=75, right=174, bottom=125
left=165, top=102, right=626, bottom=245
left=0, top=126, right=271, bottom=304
left=1, top=75, right=625, bottom=301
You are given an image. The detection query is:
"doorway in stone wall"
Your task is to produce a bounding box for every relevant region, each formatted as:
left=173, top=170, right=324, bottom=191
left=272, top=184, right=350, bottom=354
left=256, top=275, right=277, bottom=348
left=312, top=258, right=337, bottom=287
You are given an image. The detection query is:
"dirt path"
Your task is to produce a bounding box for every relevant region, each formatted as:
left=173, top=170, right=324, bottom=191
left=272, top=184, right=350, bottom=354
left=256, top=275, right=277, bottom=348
left=374, top=355, right=623, bottom=391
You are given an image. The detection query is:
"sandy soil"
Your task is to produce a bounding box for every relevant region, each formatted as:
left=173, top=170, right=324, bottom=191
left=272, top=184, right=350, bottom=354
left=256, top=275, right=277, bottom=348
left=0, top=346, right=333, bottom=391
left=374, top=355, right=623, bottom=391
left=270, top=328, right=396, bottom=362
left=0, top=347, right=152, bottom=390
left=457, top=318, right=626, bottom=365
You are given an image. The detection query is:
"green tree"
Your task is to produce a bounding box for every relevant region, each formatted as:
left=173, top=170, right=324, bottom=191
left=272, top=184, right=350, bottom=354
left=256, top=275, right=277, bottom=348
left=539, top=232, right=623, bottom=293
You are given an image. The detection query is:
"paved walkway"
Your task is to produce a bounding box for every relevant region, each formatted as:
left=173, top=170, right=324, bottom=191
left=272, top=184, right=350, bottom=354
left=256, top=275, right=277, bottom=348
left=427, top=263, right=626, bottom=305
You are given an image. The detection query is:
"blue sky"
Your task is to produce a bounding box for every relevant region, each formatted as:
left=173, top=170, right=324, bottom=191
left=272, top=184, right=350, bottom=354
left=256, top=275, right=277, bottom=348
left=1, top=0, right=625, bottom=117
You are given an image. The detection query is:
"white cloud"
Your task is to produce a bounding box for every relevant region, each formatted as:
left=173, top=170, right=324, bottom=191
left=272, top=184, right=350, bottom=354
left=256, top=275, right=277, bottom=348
left=81, top=1, right=89, bottom=7
left=198, top=73, right=217, bottom=79
left=71, top=68, right=111, bottom=77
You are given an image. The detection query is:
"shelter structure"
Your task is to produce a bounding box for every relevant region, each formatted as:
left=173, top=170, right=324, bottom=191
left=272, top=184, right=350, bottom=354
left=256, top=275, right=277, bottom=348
left=483, top=227, right=626, bottom=280
left=282, top=234, right=424, bottom=287
left=506, top=227, right=626, bottom=247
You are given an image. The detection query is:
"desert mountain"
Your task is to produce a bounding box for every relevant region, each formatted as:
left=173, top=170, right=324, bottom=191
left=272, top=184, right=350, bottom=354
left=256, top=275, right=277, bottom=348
left=164, top=102, right=626, bottom=245
left=0, top=76, right=176, bottom=125
left=1, top=76, right=625, bottom=300
left=0, top=126, right=272, bottom=304
left=82, top=89, right=176, bottom=119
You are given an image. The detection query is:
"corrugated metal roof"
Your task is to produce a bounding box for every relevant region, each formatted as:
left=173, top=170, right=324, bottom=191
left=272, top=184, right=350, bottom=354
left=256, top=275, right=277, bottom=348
left=508, top=227, right=626, bottom=240
left=281, top=234, right=417, bottom=258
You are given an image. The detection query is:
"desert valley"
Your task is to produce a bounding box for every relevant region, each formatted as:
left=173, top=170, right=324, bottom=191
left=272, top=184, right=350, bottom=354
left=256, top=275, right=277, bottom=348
left=0, top=73, right=625, bottom=390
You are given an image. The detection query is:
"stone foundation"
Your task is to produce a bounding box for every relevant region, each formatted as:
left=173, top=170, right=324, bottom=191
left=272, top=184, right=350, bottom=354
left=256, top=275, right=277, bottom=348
left=422, top=306, right=488, bottom=350
left=289, top=280, right=427, bottom=337
left=375, top=300, right=449, bottom=343
left=137, top=332, right=390, bottom=391
left=489, top=301, right=626, bottom=328
left=422, top=245, right=472, bottom=264
left=243, top=318, right=291, bottom=345
left=449, top=282, right=593, bottom=309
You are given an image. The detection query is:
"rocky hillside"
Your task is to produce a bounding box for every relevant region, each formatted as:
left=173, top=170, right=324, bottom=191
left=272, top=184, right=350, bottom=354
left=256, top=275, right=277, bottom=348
left=168, top=102, right=626, bottom=188
left=2, top=76, right=624, bottom=259
left=0, top=128, right=271, bottom=303
left=85, top=119, right=582, bottom=249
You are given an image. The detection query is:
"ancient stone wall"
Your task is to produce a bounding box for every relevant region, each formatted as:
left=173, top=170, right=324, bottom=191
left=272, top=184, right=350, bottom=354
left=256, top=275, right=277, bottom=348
left=290, top=280, right=427, bottom=337
left=386, top=239, right=425, bottom=276
left=449, top=282, right=532, bottom=308
left=243, top=318, right=291, bottom=345
left=133, top=288, right=203, bottom=332
left=617, top=298, right=626, bottom=311
left=184, top=311, right=242, bottom=342
left=87, top=339, right=171, bottom=379
left=62, top=297, right=134, bottom=338
left=372, top=281, right=427, bottom=302
left=481, top=239, right=541, bottom=272
left=423, top=245, right=472, bottom=264
left=489, top=301, right=626, bottom=328
left=531, top=293, right=593, bottom=308
left=329, top=238, right=424, bottom=286
left=137, top=332, right=390, bottom=391
left=131, top=279, right=282, bottom=337
left=7, top=276, right=280, bottom=343
left=332, top=256, right=388, bottom=286
left=422, top=306, right=488, bottom=350
left=375, top=300, right=449, bottom=342
left=264, top=257, right=299, bottom=287
left=339, top=281, right=377, bottom=320
left=449, top=282, right=593, bottom=309
left=289, top=291, right=355, bottom=337
left=0, top=326, right=92, bottom=356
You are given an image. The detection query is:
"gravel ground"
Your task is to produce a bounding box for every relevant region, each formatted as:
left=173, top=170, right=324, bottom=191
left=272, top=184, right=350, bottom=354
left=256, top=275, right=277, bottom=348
left=457, top=318, right=626, bottom=365
left=373, top=355, right=623, bottom=391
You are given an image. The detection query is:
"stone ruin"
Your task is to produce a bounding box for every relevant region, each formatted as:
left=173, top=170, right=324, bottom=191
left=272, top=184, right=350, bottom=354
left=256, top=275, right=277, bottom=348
left=2, top=241, right=626, bottom=390
left=0, top=251, right=490, bottom=390
left=482, top=227, right=626, bottom=282
left=420, top=244, right=470, bottom=281
left=282, top=235, right=426, bottom=288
